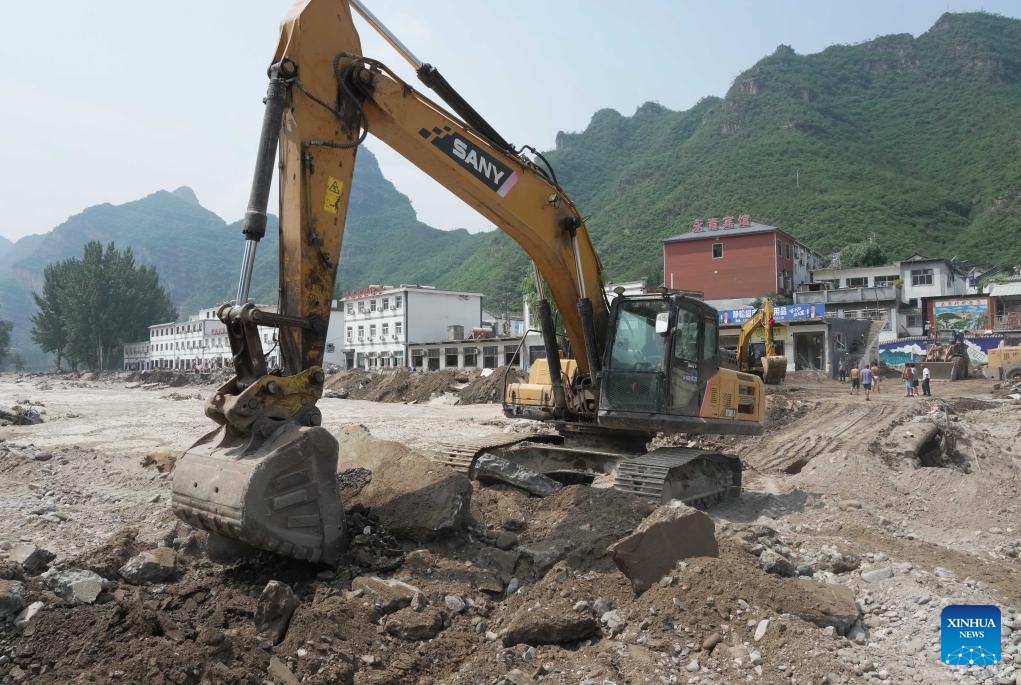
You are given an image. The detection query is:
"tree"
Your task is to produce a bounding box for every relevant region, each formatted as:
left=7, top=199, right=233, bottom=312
left=839, top=241, right=888, bottom=268
left=0, top=305, right=11, bottom=367
left=32, top=241, right=177, bottom=371
left=751, top=293, right=792, bottom=308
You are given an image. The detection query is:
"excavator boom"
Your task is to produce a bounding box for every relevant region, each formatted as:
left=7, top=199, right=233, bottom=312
left=172, top=0, right=764, bottom=565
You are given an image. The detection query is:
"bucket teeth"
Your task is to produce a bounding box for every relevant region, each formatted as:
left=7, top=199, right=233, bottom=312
left=171, top=422, right=346, bottom=565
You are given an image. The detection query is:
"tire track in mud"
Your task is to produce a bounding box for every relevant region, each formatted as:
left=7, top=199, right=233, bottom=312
left=741, top=397, right=899, bottom=473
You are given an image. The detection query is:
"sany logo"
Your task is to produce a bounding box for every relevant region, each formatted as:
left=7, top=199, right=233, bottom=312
left=420, top=126, right=519, bottom=197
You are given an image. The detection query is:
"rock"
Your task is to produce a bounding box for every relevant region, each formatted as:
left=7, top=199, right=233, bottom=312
left=838, top=500, right=863, bottom=511
left=749, top=650, right=763, bottom=666
left=340, top=426, right=471, bottom=541
left=0, top=580, right=25, bottom=619
left=607, top=501, right=719, bottom=594
left=267, top=656, right=300, bottom=685
left=471, top=453, right=563, bottom=497
left=518, top=539, right=577, bottom=579
left=702, top=632, right=722, bottom=651
left=384, top=607, right=446, bottom=640
left=754, top=619, right=770, bottom=642
left=600, top=609, right=626, bottom=634
left=494, top=531, right=519, bottom=550
left=118, top=547, right=177, bottom=584
left=796, top=563, right=814, bottom=577
left=8, top=544, right=55, bottom=575
left=444, top=595, right=467, bottom=613
left=759, top=549, right=796, bottom=577
left=775, top=580, right=861, bottom=635
left=254, top=580, right=299, bottom=645
left=352, top=576, right=425, bottom=617
left=502, top=607, right=600, bottom=646
left=13, top=601, right=44, bottom=631
left=42, top=568, right=109, bottom=605
left=861, top=567, right=894, bottom=583
left=820, top=551, right=861, bottom=574
left=685, top=659, right=700, bottom=672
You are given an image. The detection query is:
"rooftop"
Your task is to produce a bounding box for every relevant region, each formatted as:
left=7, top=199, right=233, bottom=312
left=664, top=221, right=791, bottom=244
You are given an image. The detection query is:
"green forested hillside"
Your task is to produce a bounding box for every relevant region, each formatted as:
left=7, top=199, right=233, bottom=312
left=3, top=12, right=1019, bottom=367
left=546, top=11, right=1021, bottom=283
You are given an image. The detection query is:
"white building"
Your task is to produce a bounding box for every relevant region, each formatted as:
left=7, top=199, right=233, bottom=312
left=794, top=255, right=974, bottom=341
left=340, top=284, right=482, bottom=370
left=125, top=303, right=345, bottom=371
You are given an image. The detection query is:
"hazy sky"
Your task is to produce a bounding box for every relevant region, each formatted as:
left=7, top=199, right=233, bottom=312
left=1, top=0, right=1018, bottom=242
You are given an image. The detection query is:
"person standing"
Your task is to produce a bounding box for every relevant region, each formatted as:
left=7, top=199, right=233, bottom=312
left=861, top=364, right=873, bottom=401
left=922, top=365, right=932, bottom=396
left=838, top=359, right=847, bottom=383
left=849, top=365, right=861, bottom=395
left=870, top=361, right=881, bottom=394
left=902, top=364, right=914, bottom=397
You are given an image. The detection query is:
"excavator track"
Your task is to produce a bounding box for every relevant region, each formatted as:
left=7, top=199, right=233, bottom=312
left=422, top=434, right=742, bottom=508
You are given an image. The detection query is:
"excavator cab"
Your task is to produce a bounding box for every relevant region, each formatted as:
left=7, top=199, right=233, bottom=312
left=599, top=294, right=764, bottom=435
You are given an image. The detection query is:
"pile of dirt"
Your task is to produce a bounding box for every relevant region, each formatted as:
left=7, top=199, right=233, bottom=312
left=325, top=368, right=465, bottom=403
left=324, top=367, right=524, bottom=405
left=456, top=366, right=524, bottom=405
left=0, top=482, right=847, bottom=685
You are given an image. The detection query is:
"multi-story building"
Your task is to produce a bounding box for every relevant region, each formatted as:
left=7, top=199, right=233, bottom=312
left=662, top=215, right=826, bottom=303
left=795, top=255, right=974, bottom=341
left=124, top=303, right=345, bottom=371
left=340, top=284, right=482, bottom=370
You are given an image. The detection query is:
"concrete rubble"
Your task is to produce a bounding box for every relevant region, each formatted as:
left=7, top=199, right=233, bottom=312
left=471, top=453, right=563, bottom=497
left=607, top=500, right=719, bottom=593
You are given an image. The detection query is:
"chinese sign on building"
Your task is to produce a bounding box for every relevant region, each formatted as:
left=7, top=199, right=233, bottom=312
left=692, top=214, right=751, bottom=232
left=718, top=304, right=825, bottom=325
left=933, top=298, right=990, bottom=332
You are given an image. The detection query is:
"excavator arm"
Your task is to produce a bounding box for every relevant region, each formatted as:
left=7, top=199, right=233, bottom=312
left=173, top=0, right=611, bottom=565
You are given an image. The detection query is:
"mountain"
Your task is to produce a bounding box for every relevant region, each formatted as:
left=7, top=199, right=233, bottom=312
left=0, top=150, right=509, bottom=368
left=3, top=12, right=1020, bottom=367
left=542, top=11, right=1021, bottom=283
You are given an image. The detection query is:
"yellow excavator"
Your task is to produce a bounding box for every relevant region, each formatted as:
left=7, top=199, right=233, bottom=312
left=171, top=0, right=765, bottom=565
left=736, top=298, right=788, bottom=384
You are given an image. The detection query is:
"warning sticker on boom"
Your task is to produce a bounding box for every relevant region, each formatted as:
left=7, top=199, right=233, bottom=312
left=324, top=177, right=343, bottom=214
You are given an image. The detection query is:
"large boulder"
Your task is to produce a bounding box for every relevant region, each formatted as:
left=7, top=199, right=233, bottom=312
left=9, top=544, right=55, bottom=575
left=255, top=580, right=300, bottom=645
left=0, top=580, right=25, bottom=620
left=339, top=426, right=471, bottom=542
left=119, top=547, right=177, bottom=584
left=776, top=579, right=861, bottom=635
left=41, top=568, right=111, bottom=605
left=471, top=453, right=563, bottom=497
left=607, top=501, right=719, bottom=594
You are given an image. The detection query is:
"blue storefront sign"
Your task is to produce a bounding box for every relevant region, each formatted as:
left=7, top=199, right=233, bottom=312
left=718, top=304, right=825, bottom=325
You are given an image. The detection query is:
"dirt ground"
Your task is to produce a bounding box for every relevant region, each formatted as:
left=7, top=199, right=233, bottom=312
left=0, top=370, right=1019, bottom=684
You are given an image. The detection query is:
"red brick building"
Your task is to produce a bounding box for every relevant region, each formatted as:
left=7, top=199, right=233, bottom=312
left=662, top=217, right=803, bottom=300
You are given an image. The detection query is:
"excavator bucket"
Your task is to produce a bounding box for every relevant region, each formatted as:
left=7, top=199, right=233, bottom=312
left=761, top=355, right=788, bottom=384
left=172, top=422, right=346, bottom=566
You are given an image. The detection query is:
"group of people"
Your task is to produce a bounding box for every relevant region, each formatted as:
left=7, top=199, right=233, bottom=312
left=900, top=362, right=931, bottom=397
left=838, top=359, right=931, bottom=399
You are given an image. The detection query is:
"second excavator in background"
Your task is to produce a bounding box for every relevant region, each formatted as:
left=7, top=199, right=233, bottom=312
left=171, top=0, right=766, bottom=566
left=735, top=298, right=788, bottom=384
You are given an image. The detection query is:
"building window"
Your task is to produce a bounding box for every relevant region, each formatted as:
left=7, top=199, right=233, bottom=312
left=712, top=243, right=723, bottom=259
left=483, top=345, right=498, bottom=369
left=785, top=244, right=792, bottom=259
left=395, top=296, right=403, bottom=309
left=382, top=297, right=389, bottom=310
left=393, top=351, right=405, bottom=367
left=464, top=346, right=478, bottom=366
left=357, top=325, right=364, bottom=340
left=326, top=343, right=336, bottom=353
left=427, top=348, right=441, bottom=371
left=358, top=301, right=365, bottom=313
left=382, top=323, right=389, bottom=337
left=777, top=273, right=784, bottom=291
left=907, top=314, right=923, bottom=328
left=911, top=269, right=933, bottom=286
left=370, top=299, right=377, bottom=312
left=369, top=324, right=377, bottom=339
left=346, top=302, right=353, bottom=315
left=845, top=277, right=868, bottom=288
left=411, top=349, right=424, bottom=368
left=776, top=240, right=782, bottom=256
left=395, top=322, right=403, bottom=337
left=874, top=275, right=899, bottom=286
left=445, top=348, right=458, bottom=367
left=346, top=326, right=352, bottom=342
